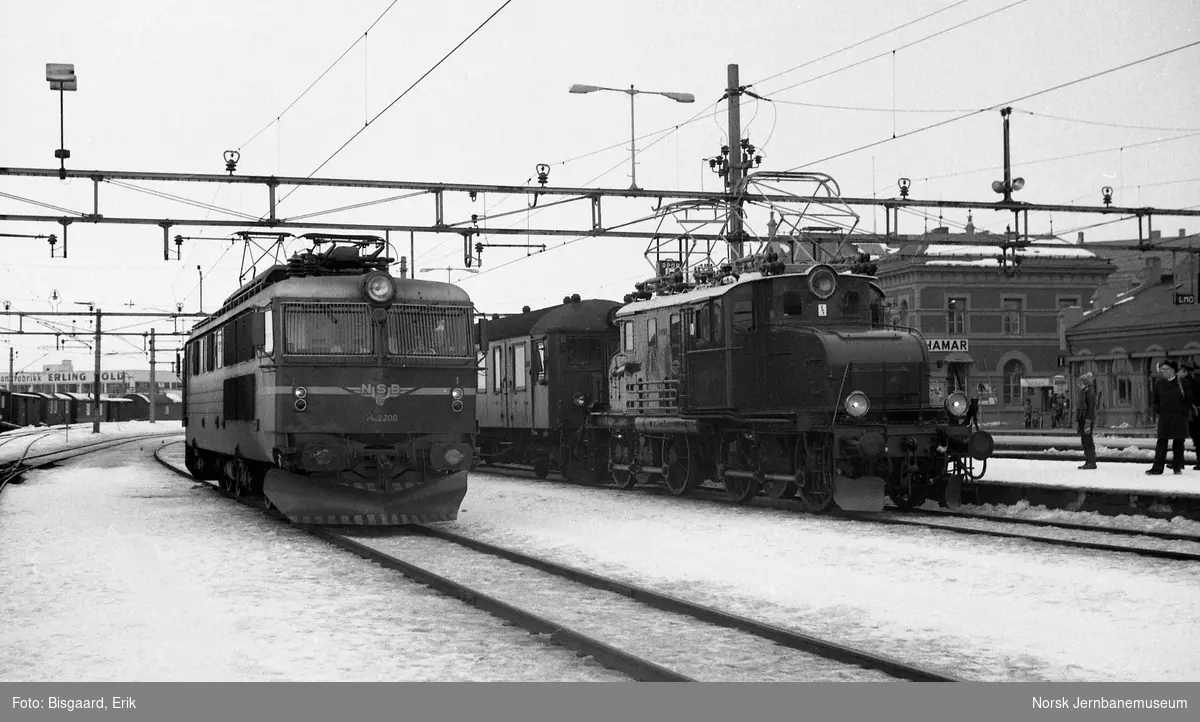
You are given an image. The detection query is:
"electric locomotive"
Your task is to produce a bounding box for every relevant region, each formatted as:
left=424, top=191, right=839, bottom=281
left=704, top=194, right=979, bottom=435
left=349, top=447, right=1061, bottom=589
left=589, top=252, right=994, bottom=512
left=183, top=235, right=476, bottom=525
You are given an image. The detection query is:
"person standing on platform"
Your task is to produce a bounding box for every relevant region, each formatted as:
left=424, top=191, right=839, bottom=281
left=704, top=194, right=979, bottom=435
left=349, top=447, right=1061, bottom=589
left=1146, top=360, right=1194, bottom=476
left=1075, top=373, right=1097, bottom=470
left=1185, top=362, right=1200, bottom=471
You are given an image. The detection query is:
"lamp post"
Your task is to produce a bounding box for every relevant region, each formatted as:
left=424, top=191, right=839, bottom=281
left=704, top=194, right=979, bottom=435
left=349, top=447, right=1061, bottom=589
left=569, top=83, right=694, bottom=190
left=421, top=267, right=479, bottom=283
left=196, top=265, right=204, bottom=313
left=46, top=63, right=77, bottom=180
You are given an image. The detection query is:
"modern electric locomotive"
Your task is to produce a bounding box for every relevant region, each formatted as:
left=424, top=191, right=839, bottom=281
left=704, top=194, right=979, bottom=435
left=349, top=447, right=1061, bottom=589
left=183, top=235, right=476, bottom=525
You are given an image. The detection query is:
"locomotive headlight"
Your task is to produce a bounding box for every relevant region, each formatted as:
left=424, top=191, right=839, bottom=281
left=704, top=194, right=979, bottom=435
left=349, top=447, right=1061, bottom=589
left=844, top=390, right=870, bottom=417
left=808, top=266, right=838, bottom=299
left=362, top=272, right=396, bottom=304
left=450, top=387, right=464, bottom=400
left=573, top=392, right=586, bottom=406
left=293, top=386, right=307, bottom=399
left=945, top=392, right=969, bottom=417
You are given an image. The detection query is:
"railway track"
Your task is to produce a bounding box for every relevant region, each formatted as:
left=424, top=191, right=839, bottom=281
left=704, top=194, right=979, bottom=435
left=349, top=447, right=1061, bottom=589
left=476, top=463, right=1200, bottom=564
left=154, top=441, right=959, bottom=682
left=0, top=429, right=183, bottom=494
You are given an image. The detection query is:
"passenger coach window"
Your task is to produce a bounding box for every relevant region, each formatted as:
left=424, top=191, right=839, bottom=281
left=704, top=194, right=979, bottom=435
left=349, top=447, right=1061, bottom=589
left=512, top=344, right=527, bottom=391
left=492, top=346, right=502, bottom=392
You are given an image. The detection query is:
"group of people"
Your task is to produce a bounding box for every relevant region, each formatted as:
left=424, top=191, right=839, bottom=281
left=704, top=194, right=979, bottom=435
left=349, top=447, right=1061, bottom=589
left=1075, top=360, right=1200, bottom=474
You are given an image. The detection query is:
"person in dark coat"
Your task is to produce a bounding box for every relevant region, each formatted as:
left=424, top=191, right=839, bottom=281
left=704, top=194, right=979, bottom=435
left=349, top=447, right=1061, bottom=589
left=1075, top=372, right=1097, bottom=470
left=1147, top=360, right=1194, bottom=475
left=1185, top=362, right=1200, bottom=471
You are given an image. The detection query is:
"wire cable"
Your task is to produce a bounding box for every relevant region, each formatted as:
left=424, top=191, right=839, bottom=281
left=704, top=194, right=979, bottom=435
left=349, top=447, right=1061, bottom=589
left=237, top=0, right=401, bottom=151
left=272, top=0, right=515, bottom=213
left=787, top=38, right=1200, bottom=171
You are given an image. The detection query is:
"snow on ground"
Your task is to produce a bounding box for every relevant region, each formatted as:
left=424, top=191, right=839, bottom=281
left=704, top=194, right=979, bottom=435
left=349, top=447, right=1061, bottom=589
left=977, top=457, right=1200, bottom=498
left=444, top=473, right=1200, bottom=682
left=0, top=447, right=624, bottom=682
left=0, top=422, right=183, bottom=465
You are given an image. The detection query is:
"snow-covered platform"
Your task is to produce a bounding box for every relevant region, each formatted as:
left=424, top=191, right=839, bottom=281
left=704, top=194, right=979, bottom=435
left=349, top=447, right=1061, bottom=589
left=967, top=457, right=1200, bottom=521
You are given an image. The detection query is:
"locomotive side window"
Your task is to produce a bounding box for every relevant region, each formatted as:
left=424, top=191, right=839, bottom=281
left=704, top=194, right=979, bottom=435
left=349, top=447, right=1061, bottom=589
left=646, top=318, right=658, bottom=347
left=512, top=343, right=527, bottom=391
left=492, top=346, right=502, bottom=392
left=204, top=334, right=216, bottom=372
left=214, top=329, right=224, bottom=370
left=711, top=300, right=724, bottom=343
left=477, top=352, right=487, bottom=393
left=190, top=342, right=200, bottom=376
left=262, top=309, right=274, bottom=354
left=732, top=300, right=754, bottom=333
left=695, top=305, right=709, bottom=342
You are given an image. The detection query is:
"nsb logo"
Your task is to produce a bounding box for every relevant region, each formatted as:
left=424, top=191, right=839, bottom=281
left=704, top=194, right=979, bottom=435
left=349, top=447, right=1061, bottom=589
left=353, top=383, right=408, bottom=407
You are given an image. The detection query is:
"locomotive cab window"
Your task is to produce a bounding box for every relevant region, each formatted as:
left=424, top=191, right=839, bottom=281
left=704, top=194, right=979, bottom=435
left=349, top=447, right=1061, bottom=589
left=477, top=352, right=487, bottom=393
left=782, top=290, right=804, bottom=317
left=387, top=305, right=471, bottom=357
left=646, top=318, right=658, bottom=347
left=841, top=290, right=862, bottom=317
left=621, top=321, right=634, bottom=351
left=283, top=303, right=374, bottom=355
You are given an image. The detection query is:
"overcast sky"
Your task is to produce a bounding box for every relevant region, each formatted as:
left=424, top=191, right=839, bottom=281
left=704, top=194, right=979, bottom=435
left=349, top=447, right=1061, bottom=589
left=1, top=0, right=1198, bottom=372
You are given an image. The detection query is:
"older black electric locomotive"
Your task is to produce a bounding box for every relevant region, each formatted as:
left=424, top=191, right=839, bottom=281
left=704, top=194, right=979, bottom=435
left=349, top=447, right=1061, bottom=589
left=475, top=252, right=993, bottom=512
left=183, top=235, right=476, bottom=525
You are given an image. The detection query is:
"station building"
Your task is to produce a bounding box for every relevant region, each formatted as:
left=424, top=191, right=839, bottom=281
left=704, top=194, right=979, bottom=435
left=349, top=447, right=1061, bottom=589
left=1062, top=233, right=1200, bottom=428
left=858, top=218, right=1116, bottom=427
left=0, top=359, right=182, bottom=395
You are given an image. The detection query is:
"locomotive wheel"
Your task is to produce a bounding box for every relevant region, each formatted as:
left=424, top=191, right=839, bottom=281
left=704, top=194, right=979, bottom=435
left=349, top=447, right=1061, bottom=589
left=795, top=437, right=834, bottom=513
left=661, top=436, right=700, bottom=496
left=722, top=469, right=758, bottom=504
left=759, top=474, right=797, bottom=500
left=610, top=435, right=639, bottom=490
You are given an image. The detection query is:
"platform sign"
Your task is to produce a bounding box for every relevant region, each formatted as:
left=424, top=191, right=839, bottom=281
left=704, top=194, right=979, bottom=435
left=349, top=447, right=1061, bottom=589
left=926, top=338, right=968, bottom=352
left=1175, top=293, right=1196, bottom=305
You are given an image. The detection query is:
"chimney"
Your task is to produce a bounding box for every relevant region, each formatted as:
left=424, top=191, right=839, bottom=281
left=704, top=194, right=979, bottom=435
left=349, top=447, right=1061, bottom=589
left=1181, top=228, right=1187, bottom=238
left=1150, top=229, right=1162, bottom=240
left=1076, top=231, right=1084, bottom=246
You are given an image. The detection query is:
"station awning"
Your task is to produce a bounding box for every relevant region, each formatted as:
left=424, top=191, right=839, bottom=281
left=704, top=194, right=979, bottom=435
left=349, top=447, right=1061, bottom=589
left=942, top=352, right=974, bottom=364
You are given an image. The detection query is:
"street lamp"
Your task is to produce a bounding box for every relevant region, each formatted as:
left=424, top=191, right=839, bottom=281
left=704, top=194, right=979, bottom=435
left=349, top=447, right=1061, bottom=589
left=196, top=265, right=204, bottom=313
left=569, top=83, right=695, bottom=190
left=46, top=63, right=78, bottom=180
left=421, top=267, right=480, bottom=283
